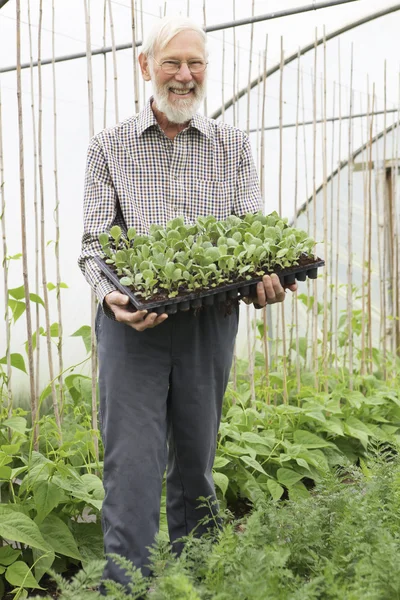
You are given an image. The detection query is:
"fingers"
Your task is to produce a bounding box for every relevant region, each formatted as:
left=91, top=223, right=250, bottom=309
left=257, top=274, right=286, bottom=307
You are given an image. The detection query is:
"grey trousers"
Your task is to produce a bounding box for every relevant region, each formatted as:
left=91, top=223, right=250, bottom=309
left=96, top=302, right=239, bottom=587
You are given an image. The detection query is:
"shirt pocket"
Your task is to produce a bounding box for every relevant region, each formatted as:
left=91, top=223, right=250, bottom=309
left=187, top=179, right=234, bottom=221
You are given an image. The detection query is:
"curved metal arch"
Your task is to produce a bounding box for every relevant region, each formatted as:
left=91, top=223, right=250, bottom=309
left=294, top=119, right=400, bottom=221
left=210, top=4, right=400, bottom=121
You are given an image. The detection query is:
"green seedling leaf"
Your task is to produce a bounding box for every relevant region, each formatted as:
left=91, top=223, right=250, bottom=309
left=240, top=455, right=267, bottom=475
left=8, top=285, right=25, bottom=300
left=0, top=546, right=21, bottom=567
left=293, top=430, right=336, bottom=449
left=127, top=228, right=136, bottom=240
left=213, top=472, right=229, bottom=497
left=109, top=226, right=122, bottom=240
left=120, top=277, right=133, bottom=286
left=2, top=417, right=27, bottom=435
left=99, top=233, right=110, bottom=247
left=213, top=456, right=230, bottom=469
left=29, top=293, right=45, bottom=307
left=267, top=479, right=284, bottom=501
left=277, top=468, right=303, bottom=488
left=0, top=507, right=51, bottom=552
left=0, top=353, right=27, bottom=374
left=5, top=561, right=44, bottom=590
left=8, top=299, right=26, bottom=323
left=33, top=481, right=63, bottom=524
left=71, top=325, right=92, bottom=354
left=0, top=466, right=12, bottom=480
left=39, top=514, right=82, bottom=561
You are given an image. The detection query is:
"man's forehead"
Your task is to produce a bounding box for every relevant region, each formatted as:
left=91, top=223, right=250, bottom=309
left=156, top=30, right=206, bottom=56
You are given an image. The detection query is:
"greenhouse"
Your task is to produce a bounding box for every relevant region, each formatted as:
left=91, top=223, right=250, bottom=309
left=0, top=0, right=400, bottom=598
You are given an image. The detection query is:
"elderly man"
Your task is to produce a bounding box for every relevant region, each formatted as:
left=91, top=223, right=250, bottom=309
left=79, top=15, right=296, bottom=590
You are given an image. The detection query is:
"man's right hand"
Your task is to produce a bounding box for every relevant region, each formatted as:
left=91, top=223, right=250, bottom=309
left=105, top=291, right=168, bottom=331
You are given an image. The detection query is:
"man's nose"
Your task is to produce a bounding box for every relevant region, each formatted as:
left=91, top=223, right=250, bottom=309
left=175, top=62, right=193, bottom=82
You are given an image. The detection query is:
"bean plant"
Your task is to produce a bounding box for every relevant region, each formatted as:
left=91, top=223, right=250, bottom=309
left=99, top=212, right=317, bottom=300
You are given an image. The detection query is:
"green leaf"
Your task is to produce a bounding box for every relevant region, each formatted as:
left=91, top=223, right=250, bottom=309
left=213, top=472, right=229, bottom=497
left=2, top=417, right=27, bottom=435
left=29, top=293, right=45, bottom=307
left=39, top=514, right=82, bottom=561
left=110, top=226, right=122, bottom=240
left=241, top=432, right=274, bottom=448
left=239, top=455, right=267, bottom=475
left=277, top=468, right=303, bottom=488
left=71, top=325, right=92, bottom=354
left=0, top=353, right=27, bottom=374
left=8, top=285, right=25, bottom=300
left=5, top=561, right=44, bottom=590
left=0, top=546, right=21, bottom=567
left=293, top=430, right=335, bottom=449
left=33, top=481, right=62, bottom=524
left=8, top=299, right=26, bottom=323
left=0, top=506, right=51, bottom=552
left=0, top=466, right=12, bottom=480
left=127, top=228, right=136, bottom=240
left=267, top=479, right=284, bottom=501
left=213, top=456, right=230, bottom=469
left=32, top=548, right=55, bottom=583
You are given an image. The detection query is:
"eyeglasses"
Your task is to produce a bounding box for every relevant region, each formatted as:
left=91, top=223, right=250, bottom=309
left=151, top=57, right=208, bottom=75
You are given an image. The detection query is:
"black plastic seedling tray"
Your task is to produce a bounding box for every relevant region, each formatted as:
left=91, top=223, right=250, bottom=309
left=95, top=256, right=325, bottom=315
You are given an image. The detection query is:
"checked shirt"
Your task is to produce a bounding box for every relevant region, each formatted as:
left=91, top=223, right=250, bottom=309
left=78, top=98, right=262, bottom=311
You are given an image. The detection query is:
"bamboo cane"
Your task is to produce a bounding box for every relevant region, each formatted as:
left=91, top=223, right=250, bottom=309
left=107, top=0, right=119, bottom=124
left=0, top=85, right=12, bottom=413
left=187, top=0, right=190, bottom=16
left=346, top=44, right=354, bottom=387
left=38, top=0, right=62, bottom=438
left=260, top=36, right=267, bottom=199
left=83, top=0, right=99, bottom=462
left=103, top=0, right=108, bottom=128
left=278, top=36, right=288, bottom=402
left=140, top=0, right=145, bottom=103
left=301, top=70, right=311, bottom=370
left=221, top=31, right=225, bottom=122
left=293, top=48, right=301, bottom=393
left=389, top=90, right=398, bottom=363
left=334, top=40, right=342, bottom=373
left=203, top=0, right=208, bottom=117
left=232, top=0, right=237, bottom=125
left=256, top=51, right=261, bottom=167
left=329, top=81, right=336, bottom=367
left=260, top=37, right=269, bottom=386
left=322, top=27, right=328, bottom=389
left=312, top=29, right=319, bottom=388
left=27, top=0, right=41, bottom=404
left=395, top=75, right=400, bottom=360
left=366, top=85, right=375, bottom=373
left=52, top=0, right=65, bottom=412
left=246, top=0, right=255, bottom=135
left=16, top=0, right=38, bottom=448
left=381, top=61, right=389, bottom=375
left=372, top=87, right=383, bottom=368
left=131, top=0, right=140, bottom=114
left=360, top=91, right=368, bottom=376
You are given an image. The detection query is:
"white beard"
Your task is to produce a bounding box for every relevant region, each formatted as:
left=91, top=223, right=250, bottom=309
left=149, top=66, right=207, bottom=124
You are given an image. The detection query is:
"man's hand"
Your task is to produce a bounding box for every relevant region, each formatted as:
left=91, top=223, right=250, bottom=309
left=242, top=273, right=298, bottom=307
left=105, top=291, right=168, bottom=331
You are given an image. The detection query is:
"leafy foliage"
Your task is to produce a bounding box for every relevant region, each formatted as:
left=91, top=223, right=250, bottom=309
left=99, top=212, right=317, bottom=300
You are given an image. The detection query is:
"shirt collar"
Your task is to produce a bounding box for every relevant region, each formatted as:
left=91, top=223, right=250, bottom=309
left=136, top=97, right=211, bottom=139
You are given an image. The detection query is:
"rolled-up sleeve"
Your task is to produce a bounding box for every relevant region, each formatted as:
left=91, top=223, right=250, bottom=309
left=232, top=134, right=263, bottom=217
left=78, top=136, right=119, bottom=316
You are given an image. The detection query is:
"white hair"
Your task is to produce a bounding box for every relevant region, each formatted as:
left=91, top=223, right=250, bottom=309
left=141, top=16, right=207, bottom=58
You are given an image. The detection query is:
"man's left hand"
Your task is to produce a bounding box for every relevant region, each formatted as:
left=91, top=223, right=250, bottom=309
left=242, top=273, right=298, bottom=307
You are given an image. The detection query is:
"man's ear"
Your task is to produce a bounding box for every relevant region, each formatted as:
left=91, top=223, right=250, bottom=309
left=138, top=53, right=151, bottom=81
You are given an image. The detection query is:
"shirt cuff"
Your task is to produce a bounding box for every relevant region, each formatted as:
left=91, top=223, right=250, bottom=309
left=95, top=278, right=118, bottom=321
